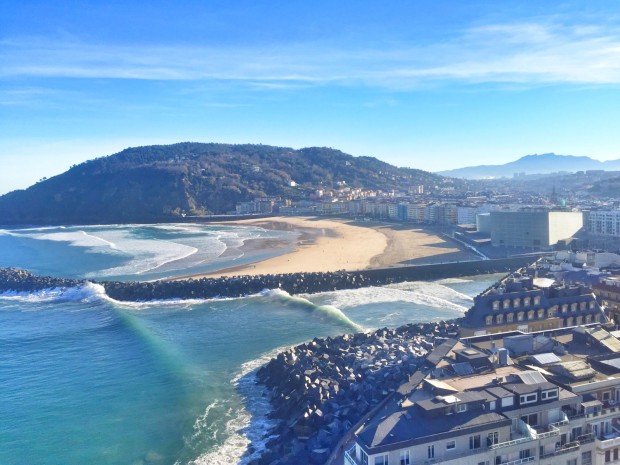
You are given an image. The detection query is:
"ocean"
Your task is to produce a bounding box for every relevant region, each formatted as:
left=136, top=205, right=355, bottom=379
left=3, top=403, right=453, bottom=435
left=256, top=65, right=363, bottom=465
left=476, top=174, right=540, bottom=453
left=0, top=224, right=501, bottom=465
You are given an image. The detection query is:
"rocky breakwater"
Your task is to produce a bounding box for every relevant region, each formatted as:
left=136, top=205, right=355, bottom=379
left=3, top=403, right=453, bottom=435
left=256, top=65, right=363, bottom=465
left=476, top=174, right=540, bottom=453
left=252, top=320, right=459, bottom=465
left=0, top=267, right=83, bottom=293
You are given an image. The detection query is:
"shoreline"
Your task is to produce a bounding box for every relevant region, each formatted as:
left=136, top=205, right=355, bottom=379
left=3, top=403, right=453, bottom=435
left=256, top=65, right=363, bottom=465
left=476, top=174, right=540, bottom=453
left=179, top=216, right=481, bottom=279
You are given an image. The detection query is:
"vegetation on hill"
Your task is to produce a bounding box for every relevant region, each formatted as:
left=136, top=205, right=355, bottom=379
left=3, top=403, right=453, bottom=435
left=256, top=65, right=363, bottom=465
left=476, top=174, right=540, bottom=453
left=0, top=142, right=453, bottom=224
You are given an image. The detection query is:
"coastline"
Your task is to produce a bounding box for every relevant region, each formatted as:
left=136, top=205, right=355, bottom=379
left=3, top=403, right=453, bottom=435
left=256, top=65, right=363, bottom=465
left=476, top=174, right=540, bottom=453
left=181, top=216, right=481, bottom=279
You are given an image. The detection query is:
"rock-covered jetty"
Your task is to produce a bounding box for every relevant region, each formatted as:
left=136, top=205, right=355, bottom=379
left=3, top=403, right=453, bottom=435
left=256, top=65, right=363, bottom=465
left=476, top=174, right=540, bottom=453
left=251, top=321, right=459, bottom=465
left=1, top=256, right=536, bottom=301
left=0, top=267, right=83, bottom=292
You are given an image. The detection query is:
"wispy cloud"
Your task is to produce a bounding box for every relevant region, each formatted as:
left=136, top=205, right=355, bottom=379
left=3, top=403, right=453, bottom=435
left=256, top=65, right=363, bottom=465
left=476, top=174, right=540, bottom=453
left=2, top=20, right=620, bottom=88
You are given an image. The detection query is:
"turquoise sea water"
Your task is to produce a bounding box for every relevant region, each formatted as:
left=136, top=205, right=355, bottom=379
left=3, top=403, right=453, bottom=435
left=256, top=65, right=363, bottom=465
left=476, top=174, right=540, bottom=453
left=0, top=224, right=501, bottom=465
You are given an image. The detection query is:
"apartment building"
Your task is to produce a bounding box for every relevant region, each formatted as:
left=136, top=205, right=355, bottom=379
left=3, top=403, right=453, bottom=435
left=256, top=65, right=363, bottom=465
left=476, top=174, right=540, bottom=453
left=345, top=325, right=620, bottom=465
left=588, top=211, right=620, bottom=238
left=460, top=262, right=605, bottom=337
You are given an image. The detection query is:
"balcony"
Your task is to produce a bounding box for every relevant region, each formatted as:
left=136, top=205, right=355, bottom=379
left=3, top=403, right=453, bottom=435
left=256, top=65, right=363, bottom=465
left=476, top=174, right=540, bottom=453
left=540, top=441, right=580, bottom=459
left=344, top=447, right=360, bottom=465
left=499, top=456, right=535, bottom=465
left=597, top=433, right=620, bottom=451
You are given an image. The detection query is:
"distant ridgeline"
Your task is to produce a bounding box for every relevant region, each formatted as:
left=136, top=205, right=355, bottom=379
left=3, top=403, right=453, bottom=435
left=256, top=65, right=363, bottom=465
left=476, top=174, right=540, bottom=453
left=0, top=257, right=536, bottom=301
left=0, top=142, right=451, bottom=224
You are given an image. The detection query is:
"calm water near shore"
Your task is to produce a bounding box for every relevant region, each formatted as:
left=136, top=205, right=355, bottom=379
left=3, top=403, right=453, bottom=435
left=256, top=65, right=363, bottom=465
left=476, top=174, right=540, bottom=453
left=0, top=224, right=501, bottom=464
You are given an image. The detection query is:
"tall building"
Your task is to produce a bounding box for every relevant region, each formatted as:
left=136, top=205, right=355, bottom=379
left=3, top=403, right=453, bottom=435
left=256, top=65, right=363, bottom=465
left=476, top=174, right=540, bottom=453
left=588, top=211, right=620, bottom=238
left=490, top=211, right=583, bottom=249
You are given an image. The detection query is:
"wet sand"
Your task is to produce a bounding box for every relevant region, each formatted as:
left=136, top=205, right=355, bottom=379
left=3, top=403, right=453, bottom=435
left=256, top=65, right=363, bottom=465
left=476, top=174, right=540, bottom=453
left=185, top=216, right=479, bottom=279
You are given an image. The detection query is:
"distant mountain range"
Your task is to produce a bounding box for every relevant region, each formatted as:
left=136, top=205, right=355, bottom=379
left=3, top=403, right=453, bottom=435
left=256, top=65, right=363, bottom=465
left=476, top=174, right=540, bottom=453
left=437, top=153, right=620, bottom=179
left=0, top=142, right=450, bottom=225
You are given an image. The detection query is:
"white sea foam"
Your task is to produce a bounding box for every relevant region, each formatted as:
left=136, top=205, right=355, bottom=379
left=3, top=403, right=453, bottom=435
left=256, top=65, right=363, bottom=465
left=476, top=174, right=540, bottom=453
left=260, top=288, right=363, bottom=331
left=186, top=347, right=286, bottom=465
left=0, top=281, right=110, bottom=304
left=318, top=283, right=470, bottom=313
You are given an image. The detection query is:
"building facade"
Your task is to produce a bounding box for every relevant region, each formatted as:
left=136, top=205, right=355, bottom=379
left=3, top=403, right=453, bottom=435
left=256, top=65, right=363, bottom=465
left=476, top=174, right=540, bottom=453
left=490, top=211, right=583, bottom=249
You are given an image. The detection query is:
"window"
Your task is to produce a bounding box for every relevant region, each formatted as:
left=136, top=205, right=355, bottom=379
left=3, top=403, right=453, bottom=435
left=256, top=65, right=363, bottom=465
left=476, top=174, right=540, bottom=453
left=606, top=450, right=611, bottom=463
left=488, top=431, right=499, bottom=445
left=567, top=458, right=577, bottom=465
left=590, top=301, right=596, bottom=309
left=470, top=434, right=481, bottom=450
left=503, top=300, right=510, bottom=309
left=517, top=312, right=524, bottom=321
left=520, top=393, right=537, bottom=405
left=428, top=445, right=435, bottom=459
left=521, top=413, right=538, bottom=426
left=541, top=389, right=558, bottom=400
left=492, top=300, right=500, bottom=311
left=446, top=441, right=456, bottom=450
left=486, top=316, right=493, bottom=325
left=520, top=449, right=531, bottom=460
left=507, top=313, right=514, bottom=323
left=361, top=451, right=369, bottom=465
left=399, top=450, right=410, bottom=465
left=514, top=298, right=521, bottom=308
left=534, top=296, right=541, bottom=305
left=537, top=309, right=545, bottom=319
left=457, top=403, right=467, bottom=413
left=603, top=391, right=612, bottom=401
left=496, top=314, right=503, bottom=324
left=524, top=297, right=531, bottom=306
left=580, top=302, right=587, bottom=311
left=375, top=455, right=389, bottom=465
left=528, top=310, right=535, bottom=320
left=582, top=451, right=592, bottom=465
left=562, top=304, right=569, bottom=313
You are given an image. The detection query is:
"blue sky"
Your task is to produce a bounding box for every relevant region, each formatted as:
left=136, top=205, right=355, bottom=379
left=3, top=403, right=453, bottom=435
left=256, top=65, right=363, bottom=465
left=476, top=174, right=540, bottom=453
left=1, top=1, right=620, bottom=194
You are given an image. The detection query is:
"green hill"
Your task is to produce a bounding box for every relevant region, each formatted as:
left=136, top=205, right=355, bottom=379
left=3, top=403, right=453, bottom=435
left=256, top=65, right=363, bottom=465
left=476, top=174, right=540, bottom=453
left=0, top=142, right=452, bottom=224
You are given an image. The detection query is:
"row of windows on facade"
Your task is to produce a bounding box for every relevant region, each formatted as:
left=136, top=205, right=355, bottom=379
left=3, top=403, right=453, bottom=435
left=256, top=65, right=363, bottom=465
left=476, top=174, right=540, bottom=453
left=491, top=296, right=541, bottom=310
left=485, top=305, right=598, bottom=326
left=491, top=297, right=596, bottom=311
left=363, top=431, right=522, bottom=465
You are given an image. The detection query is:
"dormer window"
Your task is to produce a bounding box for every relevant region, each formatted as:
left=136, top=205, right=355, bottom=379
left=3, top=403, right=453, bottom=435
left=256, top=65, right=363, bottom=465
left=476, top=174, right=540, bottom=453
left=517, top=312, right=524, bottom=321
left=562, top=304, right=568, bottom=313
left=537, top=309, right=545, bottom=319
left=520, top=393, right=537, bottom=405
left=586, top=314, right=592, bottom=324
left=580, top=302, right=587, bottom=311
left=589, top=301, right=596, bottom=310
left=528, top=310, right=535, bottom=320
left=507, top=313, right=514, bottom=323
left=524, top=297, right=531, bottom=307
left=496, top=314, right=504, bottom=324
left=503, top=300, right=510, bottom=309
left=548, top=306, right=557, bottom=318
left=533, top=296, right=541, bottom=305
left=486, top=316, right=493, bottom=325
left=571, top=303, right=578, bottom=312
left=513, top=298, right=521, bottom=308
left=492, top=300, right=500, bottom=311
left=457, top=403, right=467, bottom=413
left=541, top=389, right=558, bottom=400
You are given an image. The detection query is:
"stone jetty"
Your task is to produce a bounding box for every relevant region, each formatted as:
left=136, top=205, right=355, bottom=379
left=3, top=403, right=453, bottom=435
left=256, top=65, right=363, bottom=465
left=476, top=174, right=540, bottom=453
left=1, top=256, right=536, bottom=302
left=251, top=320, right=459, bottom=465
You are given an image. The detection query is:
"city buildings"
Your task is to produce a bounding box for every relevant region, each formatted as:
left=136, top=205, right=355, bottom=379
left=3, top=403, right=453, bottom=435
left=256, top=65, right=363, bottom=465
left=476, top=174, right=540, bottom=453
left=460, top=260, right=606, bottom=337
left=345, top=324, right=620, bottom=465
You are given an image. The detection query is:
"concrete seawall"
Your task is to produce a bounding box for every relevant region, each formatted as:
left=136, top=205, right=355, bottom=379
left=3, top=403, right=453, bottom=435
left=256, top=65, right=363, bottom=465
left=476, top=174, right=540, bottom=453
left=0, top=256, right=537, bottom=301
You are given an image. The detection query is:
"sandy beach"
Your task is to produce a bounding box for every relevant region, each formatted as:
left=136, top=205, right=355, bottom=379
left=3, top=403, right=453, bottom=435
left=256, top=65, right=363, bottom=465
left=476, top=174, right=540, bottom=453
left=190, top=216, right=480, bottom=278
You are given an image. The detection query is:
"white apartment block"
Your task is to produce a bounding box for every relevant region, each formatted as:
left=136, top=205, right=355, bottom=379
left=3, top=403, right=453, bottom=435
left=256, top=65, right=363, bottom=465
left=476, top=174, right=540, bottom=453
left=345, top=327, right=620, bottom=465
left=588, top=211, right=620, bottom=238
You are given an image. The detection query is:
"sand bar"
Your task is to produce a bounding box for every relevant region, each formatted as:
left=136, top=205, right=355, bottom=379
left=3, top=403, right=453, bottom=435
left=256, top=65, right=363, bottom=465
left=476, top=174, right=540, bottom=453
left=188, top=216, right=480, bottom=279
